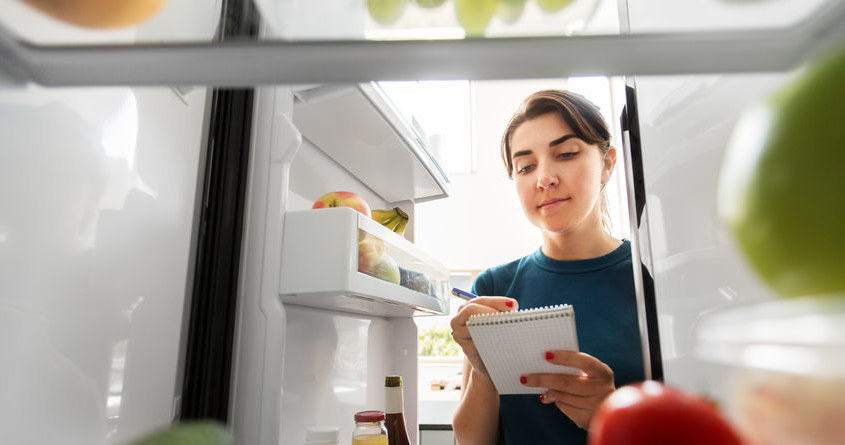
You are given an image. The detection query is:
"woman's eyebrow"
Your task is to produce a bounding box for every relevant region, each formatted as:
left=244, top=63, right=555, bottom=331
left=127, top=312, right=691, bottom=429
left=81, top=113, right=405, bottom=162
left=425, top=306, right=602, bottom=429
left=512, top=149, right=532, bottom=159
left=549, top=134, right=577, bottom=147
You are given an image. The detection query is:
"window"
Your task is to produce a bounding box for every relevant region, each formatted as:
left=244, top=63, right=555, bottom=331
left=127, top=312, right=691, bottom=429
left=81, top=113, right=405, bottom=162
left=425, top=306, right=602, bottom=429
left=377, top=80, right=475, bottom=174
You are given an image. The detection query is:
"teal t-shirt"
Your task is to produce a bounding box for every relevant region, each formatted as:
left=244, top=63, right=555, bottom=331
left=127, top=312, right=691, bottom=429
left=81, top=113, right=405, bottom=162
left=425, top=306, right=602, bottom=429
left=471, top=240, right=645, bottom=445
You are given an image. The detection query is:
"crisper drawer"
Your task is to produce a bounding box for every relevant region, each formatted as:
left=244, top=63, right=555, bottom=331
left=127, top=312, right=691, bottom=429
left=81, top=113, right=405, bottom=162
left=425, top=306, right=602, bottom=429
left=279, top=207, right=449, bottom=317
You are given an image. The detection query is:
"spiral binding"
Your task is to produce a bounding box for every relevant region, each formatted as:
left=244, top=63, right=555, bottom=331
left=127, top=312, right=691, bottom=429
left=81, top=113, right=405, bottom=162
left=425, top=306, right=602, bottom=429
left=466, top=304, right=574, bottom=326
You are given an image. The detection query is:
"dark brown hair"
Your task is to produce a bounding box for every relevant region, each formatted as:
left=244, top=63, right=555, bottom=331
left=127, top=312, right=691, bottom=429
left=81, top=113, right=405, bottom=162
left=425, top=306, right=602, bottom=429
left=501, top=89, right=611, bottom=178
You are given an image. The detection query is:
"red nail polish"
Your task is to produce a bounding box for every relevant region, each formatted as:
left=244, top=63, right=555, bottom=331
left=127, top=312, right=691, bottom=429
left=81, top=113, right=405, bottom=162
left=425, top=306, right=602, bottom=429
left=539, top=394, right=545, bottom=402
left=506, top=301, right=514, bottom=308
left=520, top=375, right=527, bottom=384
left=545, top=352, right=554, bottom=360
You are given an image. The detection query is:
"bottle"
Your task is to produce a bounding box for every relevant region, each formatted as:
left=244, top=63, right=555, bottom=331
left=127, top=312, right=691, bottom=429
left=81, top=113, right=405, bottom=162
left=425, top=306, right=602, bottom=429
left=352, top=410, right=388, bottom=445
left=306, top=425, right=339, bottom=445
left=384, top=375, right=412, bottom=445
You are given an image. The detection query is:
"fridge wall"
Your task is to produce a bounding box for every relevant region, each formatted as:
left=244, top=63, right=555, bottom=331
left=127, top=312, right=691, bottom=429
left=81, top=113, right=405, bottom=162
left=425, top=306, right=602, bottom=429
left=0, top=84, right=210, bottom=444
left=230, top=85, right=429, bottom=445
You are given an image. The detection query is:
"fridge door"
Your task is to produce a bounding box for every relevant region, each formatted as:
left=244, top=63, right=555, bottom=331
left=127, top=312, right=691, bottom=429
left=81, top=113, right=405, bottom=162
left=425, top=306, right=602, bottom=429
left=0, top=84, right=210, bottom=444
left=623, top=0, right=814, bottom=393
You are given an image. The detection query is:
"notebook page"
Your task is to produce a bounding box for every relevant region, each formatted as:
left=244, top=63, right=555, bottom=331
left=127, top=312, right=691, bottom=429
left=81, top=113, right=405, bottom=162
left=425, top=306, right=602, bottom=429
left=467, top=305, right=579, bottom=395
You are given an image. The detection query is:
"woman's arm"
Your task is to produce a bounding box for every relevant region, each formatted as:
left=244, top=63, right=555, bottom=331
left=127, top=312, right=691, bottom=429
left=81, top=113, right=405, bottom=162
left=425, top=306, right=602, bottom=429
left=453, top=358, right=500, bottom=445
left=450, top=296, right=517, bottom=445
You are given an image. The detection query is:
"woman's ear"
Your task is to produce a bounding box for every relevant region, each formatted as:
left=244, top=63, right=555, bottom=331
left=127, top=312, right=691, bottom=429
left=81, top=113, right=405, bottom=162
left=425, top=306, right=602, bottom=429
left=601, top=147, right=617, bottom=185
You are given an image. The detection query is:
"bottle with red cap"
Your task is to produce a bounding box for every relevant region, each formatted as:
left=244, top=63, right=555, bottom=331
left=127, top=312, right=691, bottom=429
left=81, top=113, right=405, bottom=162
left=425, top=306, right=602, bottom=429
left=352, top=410, right=388, bottom=445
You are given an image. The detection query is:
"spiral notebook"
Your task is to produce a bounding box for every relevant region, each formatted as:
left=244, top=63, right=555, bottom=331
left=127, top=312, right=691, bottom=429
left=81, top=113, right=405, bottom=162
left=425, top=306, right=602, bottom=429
left=467, top=304, right=580, bottom=395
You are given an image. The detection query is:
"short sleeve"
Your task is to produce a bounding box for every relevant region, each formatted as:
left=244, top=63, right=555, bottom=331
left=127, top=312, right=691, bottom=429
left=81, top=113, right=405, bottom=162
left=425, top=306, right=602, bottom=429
left=471, top=269, right=494, bottom=296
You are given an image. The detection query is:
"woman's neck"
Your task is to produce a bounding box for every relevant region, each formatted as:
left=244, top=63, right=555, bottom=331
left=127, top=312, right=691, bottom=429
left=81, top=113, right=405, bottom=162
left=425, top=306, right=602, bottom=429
left=541, top=227, right=621, bottom=261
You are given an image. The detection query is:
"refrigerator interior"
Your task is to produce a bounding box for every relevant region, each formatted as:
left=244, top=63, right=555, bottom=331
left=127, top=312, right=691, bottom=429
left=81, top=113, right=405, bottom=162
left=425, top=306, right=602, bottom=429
left=1, top=0, right=844, bottom=444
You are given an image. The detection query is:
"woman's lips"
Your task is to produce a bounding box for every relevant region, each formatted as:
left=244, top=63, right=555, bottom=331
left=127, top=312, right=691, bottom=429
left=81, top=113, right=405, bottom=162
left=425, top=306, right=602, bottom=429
left=538, top=198, right=570, bottom=209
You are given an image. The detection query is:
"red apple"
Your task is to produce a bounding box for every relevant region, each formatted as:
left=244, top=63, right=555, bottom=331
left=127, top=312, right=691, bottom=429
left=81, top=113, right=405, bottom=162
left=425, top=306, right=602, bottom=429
left=589, top=381, right=744, bottom=445
left=312, top=191, right=371, bottom=217
left=22, top=0, right=169, bottom=29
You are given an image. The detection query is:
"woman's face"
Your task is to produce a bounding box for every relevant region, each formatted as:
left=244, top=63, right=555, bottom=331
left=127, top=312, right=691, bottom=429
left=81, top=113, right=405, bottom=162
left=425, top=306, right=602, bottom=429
left=510, top=112, right=613, bottom=236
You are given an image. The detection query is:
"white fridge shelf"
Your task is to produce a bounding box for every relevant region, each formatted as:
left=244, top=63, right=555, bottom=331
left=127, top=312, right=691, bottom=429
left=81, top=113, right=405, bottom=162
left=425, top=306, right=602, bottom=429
left=292, top=83, right=449, bottom=203
left=279, top=207, right=450, bottom=317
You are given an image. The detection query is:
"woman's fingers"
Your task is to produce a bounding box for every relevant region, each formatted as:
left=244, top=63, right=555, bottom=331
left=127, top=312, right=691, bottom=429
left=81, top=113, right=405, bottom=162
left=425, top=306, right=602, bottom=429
left=463, top=296, right=520, bottom=314
left=449, top=297, right=517, bottom=376
left=518, top=351, right=616, bottom=429
left=544, top=350, right=613, bottom=379
left=521, top=373, right=604, bottom=396
left=543, top=396, right=595, bottom=430
left=450, top=297, right=518, bottom=338
left=539, top=389, right=596, bottom=409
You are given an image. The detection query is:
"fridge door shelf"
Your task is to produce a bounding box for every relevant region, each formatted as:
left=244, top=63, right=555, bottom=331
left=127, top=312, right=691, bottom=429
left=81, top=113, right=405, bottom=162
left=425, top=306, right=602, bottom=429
left=292, top=82, right=449, bottom=203
left=693, top=297, right=845, bottom=445
left=279, top=207, right=450, bottom=317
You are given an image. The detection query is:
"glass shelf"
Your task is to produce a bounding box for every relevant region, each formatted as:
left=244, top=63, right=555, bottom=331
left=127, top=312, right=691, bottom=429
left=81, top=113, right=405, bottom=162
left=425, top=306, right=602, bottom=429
left=0, top=0, right=843, bottom=86
left=0, top=0, right=834, bottom=45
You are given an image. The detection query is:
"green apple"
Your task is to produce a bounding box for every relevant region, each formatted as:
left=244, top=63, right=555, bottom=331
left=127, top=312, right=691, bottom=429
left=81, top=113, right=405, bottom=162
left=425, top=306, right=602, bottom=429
left=416, top=0, right=446, bottom=8
left=497, top=0, right=526, bottom=24
left=129, top=421, right=233, bottom=445
left=455, top=0, right=498, bottom=37
left=719, top=42, right=845, bottom=298
left=367, top=0, right=406, bottom=24
left=536, top=0, right=573, bottom=14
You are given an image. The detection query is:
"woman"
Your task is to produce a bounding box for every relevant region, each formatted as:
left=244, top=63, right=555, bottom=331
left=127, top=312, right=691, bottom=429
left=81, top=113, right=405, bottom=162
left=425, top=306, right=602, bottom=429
left=450, top=90, right=646, bottom=444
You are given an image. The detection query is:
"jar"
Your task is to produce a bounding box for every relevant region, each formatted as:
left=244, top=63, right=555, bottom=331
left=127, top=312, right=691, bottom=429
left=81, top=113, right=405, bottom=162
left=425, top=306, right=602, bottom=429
left=352, top=410, right=388, bottom=445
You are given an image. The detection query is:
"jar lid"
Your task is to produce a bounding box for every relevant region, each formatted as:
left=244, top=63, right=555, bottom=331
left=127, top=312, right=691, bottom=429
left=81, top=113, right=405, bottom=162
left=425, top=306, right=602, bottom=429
left=354, top=410, right=385, bottom=422
left=305, top=425, right=339, bottom=443
left=385, top=375, right=403, bottom=388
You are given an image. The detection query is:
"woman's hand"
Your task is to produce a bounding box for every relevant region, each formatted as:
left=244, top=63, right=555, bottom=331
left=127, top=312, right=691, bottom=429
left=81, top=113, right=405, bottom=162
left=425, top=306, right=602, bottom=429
left=450, top=297, right=518, bottom=376
left=521, top=350, right=616, bottom=430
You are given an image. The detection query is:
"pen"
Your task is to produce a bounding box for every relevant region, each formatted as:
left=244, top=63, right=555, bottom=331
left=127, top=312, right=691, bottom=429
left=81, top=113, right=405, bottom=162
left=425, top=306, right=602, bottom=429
left=451, top=287, right=478, bottom=301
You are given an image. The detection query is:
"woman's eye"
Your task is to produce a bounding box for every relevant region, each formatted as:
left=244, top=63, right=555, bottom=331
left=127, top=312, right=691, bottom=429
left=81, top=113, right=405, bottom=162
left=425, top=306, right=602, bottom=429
left=557, top=151, right=577, bottom=160
left=516, top=164, right=535, bottom=174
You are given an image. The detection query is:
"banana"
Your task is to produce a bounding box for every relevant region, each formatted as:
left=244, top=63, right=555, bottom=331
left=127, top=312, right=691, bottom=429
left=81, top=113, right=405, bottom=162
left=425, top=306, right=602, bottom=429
left=371, top=208, right=398, bottom=225
left=393, top=217, right=409, bottom=236
left=371, top=207, right=410, bottom=234
left=381, top=214, right=402, bottom=232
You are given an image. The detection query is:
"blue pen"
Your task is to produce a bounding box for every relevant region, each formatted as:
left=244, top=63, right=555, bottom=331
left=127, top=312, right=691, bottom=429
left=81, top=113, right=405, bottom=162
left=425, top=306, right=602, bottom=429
left=451, top=287, right=478, bottom=301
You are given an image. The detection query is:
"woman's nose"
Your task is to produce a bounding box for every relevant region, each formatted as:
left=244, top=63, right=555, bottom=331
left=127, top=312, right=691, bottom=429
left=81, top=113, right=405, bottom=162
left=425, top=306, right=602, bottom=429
left=536, top=168, right=559, bottom=189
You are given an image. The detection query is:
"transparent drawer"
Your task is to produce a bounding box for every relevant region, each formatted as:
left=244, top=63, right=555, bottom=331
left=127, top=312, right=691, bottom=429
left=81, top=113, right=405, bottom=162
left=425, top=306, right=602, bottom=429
left=279, top=207, right=449, bottom=317
left=694, top=297, right=845, bottom=445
